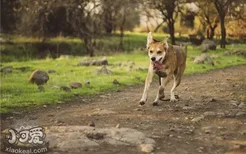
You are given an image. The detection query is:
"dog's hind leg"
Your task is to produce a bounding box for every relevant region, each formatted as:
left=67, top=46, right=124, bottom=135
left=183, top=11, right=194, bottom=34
left=170, top=75, right=181, bottom=102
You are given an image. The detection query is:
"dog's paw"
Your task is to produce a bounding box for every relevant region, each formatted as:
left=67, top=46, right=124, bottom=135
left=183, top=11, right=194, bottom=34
left=152, top=101, right=159, bottom=106
left=159, top=94, right=165, bottom=100
left=170, top=98, right=178, bottom=102
left=139, top=100, right=146, bottom=106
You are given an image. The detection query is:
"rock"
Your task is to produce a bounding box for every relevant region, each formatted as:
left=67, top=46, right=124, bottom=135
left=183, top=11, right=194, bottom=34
left=238, top=102, right=245, bottom=108
left=77, top=58, right=108, bottom=66
left=223, top=51, right=231, bottom=56
left=189, top=32, right=205, bottom=45
left=204, top=111, right=216, bottom=116
left=113, top=79, right=120, bottom=85
left=191, top=116, right=204, bottom=122
left=43, top=105, right=47, bottom=108
left=140, top=144, right=155, bottom=153
left=85, top=80, right=90, bottom=85
left=60, top=86, right=71, bottom=92
left=200, top=39, right=217, bottom=52
left=182, top=106, right=194, bottom=110
left=0, top=66, right=13, bottom=73
left=190, top=57, right=196, bottom=61
left=15, top=66, right=31, bottom=72
left=45, top=126, right=156, bottom=152
left=48, top=69, right=56, bottom=74
left=209, top=98, right=217, bottom=102
left=217, top=112, right=225, bottom=117
left=91, top=58, right=108, bottom=66
left=38, top=85, right=45, bottom=92
left=69, top=82, right=82, bottom=89
left=97, top=65, right=112, bottom=75
left=29, top=70, right=49, bottom=85
left=211, top=55, right=221, bottom=59
left=77, top=61, right=90, bottom=66
left=232, top=50, right=246, bottom=58
left=86, top=132, right=105, bottom=140
left=88, top=121, right=95, bottom=127
left=194, top=54, right=214, bottom=66
left=236, top=111, right=246, bottom=117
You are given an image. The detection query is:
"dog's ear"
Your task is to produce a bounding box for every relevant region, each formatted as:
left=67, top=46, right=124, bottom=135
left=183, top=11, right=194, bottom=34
left=162, top=37, right=169, bottom=49
left=146, top=32, right=153, bottom=49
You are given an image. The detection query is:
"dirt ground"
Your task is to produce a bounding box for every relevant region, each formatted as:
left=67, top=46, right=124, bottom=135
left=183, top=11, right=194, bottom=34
left=1, top=65, right=246, bottom=154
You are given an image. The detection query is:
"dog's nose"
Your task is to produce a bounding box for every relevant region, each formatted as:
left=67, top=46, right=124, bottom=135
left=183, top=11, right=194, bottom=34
left=151, top=57, right=156, bottom=61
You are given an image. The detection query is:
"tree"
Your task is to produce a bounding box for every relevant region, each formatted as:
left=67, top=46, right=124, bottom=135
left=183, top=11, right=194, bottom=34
left=210, top=0, right=233, bottom=48
left=0, top=0, right=20, bottom=33
left=19, top=0, right=102, bottom=57
left=196, top=0, right=219, bottom=40
left=146, top=0, right=180, bottom=45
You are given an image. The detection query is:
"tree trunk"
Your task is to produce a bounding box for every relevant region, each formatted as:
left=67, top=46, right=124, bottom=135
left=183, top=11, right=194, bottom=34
left=220, top=16, right=226, bottom=48
left=119, top=10, right=126, bottom=50
left=167, top=20, right=175, bottom=45
left=208, top=25, right=216, bottom=40
left=84, top=37, right=94, bottom=57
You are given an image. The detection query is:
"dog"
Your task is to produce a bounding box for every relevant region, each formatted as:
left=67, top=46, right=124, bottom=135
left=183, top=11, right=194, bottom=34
left=139, top=32, right=187, bottom=106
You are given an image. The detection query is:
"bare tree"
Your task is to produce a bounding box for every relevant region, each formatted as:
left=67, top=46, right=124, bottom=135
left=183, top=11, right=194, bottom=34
left=146, top=0, right=181, bottom=45
left=196, top=0, right=219, bottom=40
left=210, top=0, right=233, bottom=48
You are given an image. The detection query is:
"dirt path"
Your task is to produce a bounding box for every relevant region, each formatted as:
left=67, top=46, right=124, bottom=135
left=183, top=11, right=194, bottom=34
left=1, top=65, right=246, bottom=154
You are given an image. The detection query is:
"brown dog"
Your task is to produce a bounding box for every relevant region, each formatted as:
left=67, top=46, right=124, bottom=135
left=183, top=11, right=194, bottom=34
left=139, top=32, right=187, bottom=106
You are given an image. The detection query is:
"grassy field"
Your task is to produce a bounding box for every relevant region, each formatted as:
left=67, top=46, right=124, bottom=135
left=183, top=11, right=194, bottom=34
left=1, top=33, right=246, bottom=113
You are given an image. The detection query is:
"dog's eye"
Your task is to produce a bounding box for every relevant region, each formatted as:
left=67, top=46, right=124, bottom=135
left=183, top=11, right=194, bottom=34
left=157, top=51, right=162, bottom=54
left=149, top=50, right=153, bottom=53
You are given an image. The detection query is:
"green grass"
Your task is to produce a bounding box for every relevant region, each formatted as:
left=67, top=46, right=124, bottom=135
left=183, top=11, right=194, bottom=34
left=0, top=32, right=174, bottom=62
left=1, top=43, right=246, bottom=113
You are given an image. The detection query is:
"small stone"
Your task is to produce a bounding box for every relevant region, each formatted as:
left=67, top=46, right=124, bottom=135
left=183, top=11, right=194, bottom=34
left=204, top=111, right=216, bottom=116
left=88, top=121, right=95, bottom=127
left=182, top=106, right=194, bottom=110
left=43, top=105, right=47, bottom=108
left=113, top=79, right=120, bottom=85
left=116, top=124, right=120, bottom=128
left=236, top=111, right=246, bottom=117
left=0, top=65, right=13, bottom=73
left=69, top=82, right=82, bottom=89
left=60, top=86, right=71, bottom=92
left=238, top=102, right=245, bottom=108
left=169, top=134, right=174, bottom=137
left=205, top=129, right=211, bottom=134
left=191, top=116, right=204, bottom=122
left=217, top=112, right=225, bottom=117
left=85, top=80, right=90, bottom=85
left=209, top=98, right=217, bottom=102
left=140, top=144, right=155, bottom=153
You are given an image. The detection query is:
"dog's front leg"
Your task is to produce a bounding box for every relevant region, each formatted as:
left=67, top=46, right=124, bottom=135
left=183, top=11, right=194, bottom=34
left=139, top=68, right=154, bottom=105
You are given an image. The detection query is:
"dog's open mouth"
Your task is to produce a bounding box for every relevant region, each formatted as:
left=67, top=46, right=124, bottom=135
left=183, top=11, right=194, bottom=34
left=153, top=61, right=163, bottom=70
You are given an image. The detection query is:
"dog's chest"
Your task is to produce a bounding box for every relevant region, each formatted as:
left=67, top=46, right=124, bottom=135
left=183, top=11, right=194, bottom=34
left=153, top=64, right=168, bottom=77
left=155, top=69, right=167, bottom=77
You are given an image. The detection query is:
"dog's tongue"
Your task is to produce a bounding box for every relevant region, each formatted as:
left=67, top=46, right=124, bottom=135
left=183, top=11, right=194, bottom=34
left=153, top=61, right=163, bottom=70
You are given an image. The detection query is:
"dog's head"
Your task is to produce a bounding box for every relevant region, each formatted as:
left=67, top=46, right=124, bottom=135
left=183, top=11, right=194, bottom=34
left=146, top=32, right=169, bottom=65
